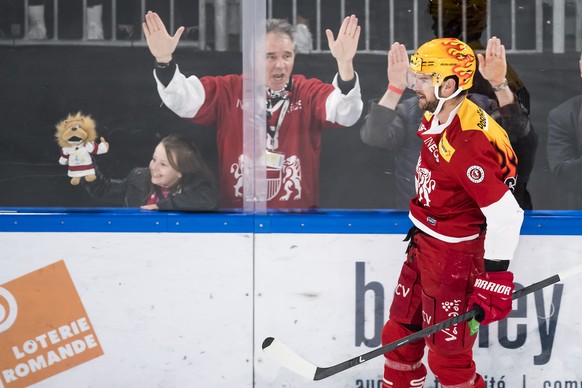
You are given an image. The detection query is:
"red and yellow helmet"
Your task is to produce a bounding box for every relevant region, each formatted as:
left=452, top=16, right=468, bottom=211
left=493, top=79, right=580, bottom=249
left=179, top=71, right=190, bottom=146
left=409, top=37, right=476, bottom=90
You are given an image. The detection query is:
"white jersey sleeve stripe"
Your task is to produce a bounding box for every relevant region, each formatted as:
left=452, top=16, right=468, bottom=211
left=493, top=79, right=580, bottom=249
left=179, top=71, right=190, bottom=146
left=480, top=190, right=524, bottom=261
left=154, top=64, right=206, bottom=119
left=324, top=73, right=364, bottom=126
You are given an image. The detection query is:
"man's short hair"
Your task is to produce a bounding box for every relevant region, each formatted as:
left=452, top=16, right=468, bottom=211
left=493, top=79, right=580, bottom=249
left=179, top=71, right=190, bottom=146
left=266, top=19, right=295, bottom=43
left=443, top=75, right=468, bottom=96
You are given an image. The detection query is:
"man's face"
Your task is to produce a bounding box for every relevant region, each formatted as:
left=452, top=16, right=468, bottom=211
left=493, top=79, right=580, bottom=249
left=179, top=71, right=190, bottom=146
left=409, top=71, right=440, bottom=112
left=266, top=32, right=295, bottom=91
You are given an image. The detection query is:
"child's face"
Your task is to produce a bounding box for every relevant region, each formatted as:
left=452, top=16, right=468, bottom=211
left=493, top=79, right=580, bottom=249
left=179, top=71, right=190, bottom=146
left=149, top=143, right=182, bottom=188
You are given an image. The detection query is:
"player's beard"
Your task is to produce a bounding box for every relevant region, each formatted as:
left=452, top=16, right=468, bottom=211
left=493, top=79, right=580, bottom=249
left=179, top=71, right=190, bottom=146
left=419, top=95, right=439, bottom=113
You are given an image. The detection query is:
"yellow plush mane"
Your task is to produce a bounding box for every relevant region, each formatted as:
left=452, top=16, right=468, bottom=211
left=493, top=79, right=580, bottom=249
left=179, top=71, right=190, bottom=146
left=54, top=112, right=97, bottom=148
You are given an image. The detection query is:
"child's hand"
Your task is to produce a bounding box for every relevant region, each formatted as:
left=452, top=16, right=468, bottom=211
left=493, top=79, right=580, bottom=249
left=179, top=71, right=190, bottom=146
left=140, top=204, right=159, bottom=210
left=100, top=137, right=109, bottom=151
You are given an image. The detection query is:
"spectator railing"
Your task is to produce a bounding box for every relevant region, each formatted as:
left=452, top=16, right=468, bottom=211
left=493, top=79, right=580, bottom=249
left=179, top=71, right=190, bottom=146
left=1, top=0, right=581, bottom=53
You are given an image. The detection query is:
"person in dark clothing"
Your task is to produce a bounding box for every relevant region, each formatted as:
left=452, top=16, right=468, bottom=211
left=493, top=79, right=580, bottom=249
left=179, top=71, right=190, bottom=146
left=426, top=0, right=538, bottom=209
left=546, top=52, right=582, bottom=209
left=361, top=37, right=535, bottom=210
left=83, top=135, right=218, bottom=211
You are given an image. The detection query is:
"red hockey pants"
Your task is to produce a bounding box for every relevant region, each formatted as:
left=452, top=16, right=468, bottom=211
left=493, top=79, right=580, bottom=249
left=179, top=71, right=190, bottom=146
left=381, top=230, right=486, bottom=387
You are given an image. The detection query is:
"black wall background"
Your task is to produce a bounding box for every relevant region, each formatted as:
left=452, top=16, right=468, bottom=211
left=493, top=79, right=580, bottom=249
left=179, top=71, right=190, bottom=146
left=0, top=45, right=580, bottom=209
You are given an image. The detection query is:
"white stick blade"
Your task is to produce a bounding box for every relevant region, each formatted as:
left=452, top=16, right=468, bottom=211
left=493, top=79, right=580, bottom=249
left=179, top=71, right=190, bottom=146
left=262, top=337, right=317, bottom=380
left=558, top=263, right=582, bottom=281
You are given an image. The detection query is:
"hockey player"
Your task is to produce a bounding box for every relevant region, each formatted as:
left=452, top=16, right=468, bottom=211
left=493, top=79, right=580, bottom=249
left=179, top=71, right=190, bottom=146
left=360, top=37, right=535, bottom=210
left=380, top=38, right=524, bottom=387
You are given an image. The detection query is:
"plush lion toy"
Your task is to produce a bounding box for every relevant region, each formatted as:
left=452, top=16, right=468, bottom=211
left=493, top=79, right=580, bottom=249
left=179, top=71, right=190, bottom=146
left=55, top=112, right=109, bottom=185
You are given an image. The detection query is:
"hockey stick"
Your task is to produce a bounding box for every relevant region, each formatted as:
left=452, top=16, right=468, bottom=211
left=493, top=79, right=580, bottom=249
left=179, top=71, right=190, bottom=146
left=262, top=264, right=582, bottom=381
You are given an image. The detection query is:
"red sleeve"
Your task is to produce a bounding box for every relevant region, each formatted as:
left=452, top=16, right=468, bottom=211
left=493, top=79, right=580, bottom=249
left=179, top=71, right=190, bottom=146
left=295, top=76, right=337, bottom=129
left=191, top=74, right=242, bottom=126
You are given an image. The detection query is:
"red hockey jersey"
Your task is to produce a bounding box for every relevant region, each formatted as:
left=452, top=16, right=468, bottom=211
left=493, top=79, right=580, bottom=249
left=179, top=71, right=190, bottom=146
left=157, top=69, right=362, bottom=209
left=409, top=98, right=519, bottom=246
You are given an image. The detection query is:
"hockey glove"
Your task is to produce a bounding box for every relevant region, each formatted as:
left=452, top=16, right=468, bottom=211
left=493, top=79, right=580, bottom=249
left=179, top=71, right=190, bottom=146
left=469, top=271, right=514, bottom=325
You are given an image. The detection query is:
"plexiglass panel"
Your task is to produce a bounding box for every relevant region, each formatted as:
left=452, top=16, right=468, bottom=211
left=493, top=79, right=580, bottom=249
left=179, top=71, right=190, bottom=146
left=0, top=0, right=581, bottom=210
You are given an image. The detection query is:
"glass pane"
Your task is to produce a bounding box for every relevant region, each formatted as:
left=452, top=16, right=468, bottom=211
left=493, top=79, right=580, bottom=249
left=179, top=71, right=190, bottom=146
left=1, top=0, right=582, bottom=210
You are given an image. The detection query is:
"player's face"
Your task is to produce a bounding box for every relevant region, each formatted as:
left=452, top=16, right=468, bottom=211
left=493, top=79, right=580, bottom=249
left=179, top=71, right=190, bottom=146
left=266, top=32, right=295, bottom=91
left=149, top=143, right=182, bottom=188
left=409, top=71, right=439, bottom=112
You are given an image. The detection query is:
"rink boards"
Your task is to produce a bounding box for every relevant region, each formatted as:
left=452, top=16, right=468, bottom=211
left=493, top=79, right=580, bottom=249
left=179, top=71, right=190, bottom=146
left=0, top=209, right=581, bottom=388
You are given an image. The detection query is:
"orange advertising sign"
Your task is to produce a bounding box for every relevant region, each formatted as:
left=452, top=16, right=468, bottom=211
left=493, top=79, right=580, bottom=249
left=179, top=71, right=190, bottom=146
left=0, top=260, right=103, bottom=387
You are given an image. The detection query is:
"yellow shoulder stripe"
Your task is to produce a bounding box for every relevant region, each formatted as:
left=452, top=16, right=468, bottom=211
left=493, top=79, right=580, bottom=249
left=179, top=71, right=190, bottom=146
left=439, top=130, right=455, bottom=162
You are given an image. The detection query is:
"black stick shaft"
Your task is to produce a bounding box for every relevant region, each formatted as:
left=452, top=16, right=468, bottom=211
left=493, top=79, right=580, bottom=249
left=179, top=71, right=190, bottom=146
left=313, top=273, right=561, bottom=380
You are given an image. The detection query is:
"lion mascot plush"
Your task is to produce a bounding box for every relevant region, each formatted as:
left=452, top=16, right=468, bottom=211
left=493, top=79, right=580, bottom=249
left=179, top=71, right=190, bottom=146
left=55, top=112, right=109, bottom=185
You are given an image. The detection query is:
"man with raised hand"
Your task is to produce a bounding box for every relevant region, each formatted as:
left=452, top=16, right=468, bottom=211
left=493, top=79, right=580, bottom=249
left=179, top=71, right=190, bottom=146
left=142, top=12, right=363, bottom=210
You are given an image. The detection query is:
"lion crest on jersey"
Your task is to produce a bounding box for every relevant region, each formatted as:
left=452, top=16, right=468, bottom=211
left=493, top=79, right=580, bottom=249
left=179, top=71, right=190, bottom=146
left=230, top=154, right=302, bottom=201
left=415, top=157, right=436, bottom=207
left=230, top=154, right=245, bottom=198
left=277, top=155, right=302, bottom=201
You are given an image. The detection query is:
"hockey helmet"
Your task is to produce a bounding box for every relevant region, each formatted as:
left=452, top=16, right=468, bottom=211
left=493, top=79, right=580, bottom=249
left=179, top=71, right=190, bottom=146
left=408, top=37, right=476, bottom=91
